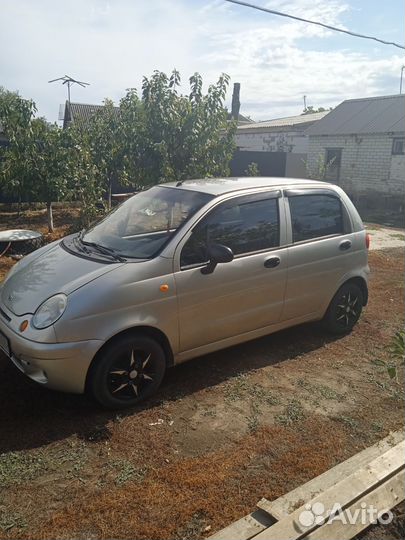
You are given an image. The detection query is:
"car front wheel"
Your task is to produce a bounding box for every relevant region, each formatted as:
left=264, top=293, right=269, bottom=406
left=88, top=334, right=166, bottom=409
left=323, top=282, right=364, bottom=335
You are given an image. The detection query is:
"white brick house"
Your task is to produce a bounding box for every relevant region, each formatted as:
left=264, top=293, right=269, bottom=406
left=306, top=95, right=405, bottom=212
left=235, top=111, right=329, bottom=153
left=234, top=111, right=329, bottom=178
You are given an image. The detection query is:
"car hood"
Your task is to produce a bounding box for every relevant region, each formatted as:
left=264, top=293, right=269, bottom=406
left=1, top=239, right=122, bottom=316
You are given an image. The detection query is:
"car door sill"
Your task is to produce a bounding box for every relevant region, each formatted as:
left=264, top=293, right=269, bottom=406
left=174, top=312, right=319, bottom=364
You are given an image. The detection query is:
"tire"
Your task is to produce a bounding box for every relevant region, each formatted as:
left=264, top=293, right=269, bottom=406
left=323, top=282, right=364, bottom=335
left=88, top=334, right=166, bottom=409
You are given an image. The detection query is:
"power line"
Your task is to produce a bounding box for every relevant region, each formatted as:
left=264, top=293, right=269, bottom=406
left=225, top=0, right=405, bottom=50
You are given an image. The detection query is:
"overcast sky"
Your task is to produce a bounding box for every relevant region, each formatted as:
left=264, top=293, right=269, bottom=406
left=1, top=0, right=404, bottom=123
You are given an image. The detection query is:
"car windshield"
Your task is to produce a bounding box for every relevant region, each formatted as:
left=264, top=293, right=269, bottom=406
left=82, top=186, right=213, bottom=259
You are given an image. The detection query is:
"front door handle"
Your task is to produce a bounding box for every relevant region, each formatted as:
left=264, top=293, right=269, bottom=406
left=339, top=240, right=352, bottom=251
left=264, top=256, right=281, bottom=268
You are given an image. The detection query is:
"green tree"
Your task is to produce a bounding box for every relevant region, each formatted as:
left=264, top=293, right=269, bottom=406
left=83, top=99, right=127, bottom=209
left=305, top=152, right=336, bottom=181
left=29, top=119, right=72, bottom=231
left=67, top=132, right=104, bottom=228
left=0, top=87, right=38, bottom=212
left=121, top=70, right=236, bottom=187
left=0, top=89, right=73, bottom=231
left=302, top=106, right=333, bottom=115
left=245, top=162, right=260, bottom=176
left=1, top=71, right=237, bottom=230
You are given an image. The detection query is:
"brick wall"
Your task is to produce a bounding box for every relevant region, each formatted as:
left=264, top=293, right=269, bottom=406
left=235, top=130, right=309, bottom=153
left=307, top=134, right=405, bottom=200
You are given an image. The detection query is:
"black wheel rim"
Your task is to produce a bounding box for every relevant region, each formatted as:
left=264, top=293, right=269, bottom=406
left=107, top=347, right=157, bottom=401
left=335, top=291, right=361, bottom=328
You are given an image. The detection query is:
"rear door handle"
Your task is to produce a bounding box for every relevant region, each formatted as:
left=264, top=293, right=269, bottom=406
left=264, top=256, right=281, bottom=268
left=339, top=240, right=352, bottom=251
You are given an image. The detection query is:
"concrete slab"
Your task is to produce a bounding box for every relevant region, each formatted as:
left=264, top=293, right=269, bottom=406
left=366, top=224, right=405, bottom=251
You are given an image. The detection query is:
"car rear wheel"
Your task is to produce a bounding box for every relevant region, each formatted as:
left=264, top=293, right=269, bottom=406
left=88, top=334, right=166, bottom=409
left=323, top=282, right=364, bottom=335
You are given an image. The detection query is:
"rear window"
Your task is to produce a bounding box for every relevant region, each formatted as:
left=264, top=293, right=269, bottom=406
left=289, top=194, right=343, bottom=242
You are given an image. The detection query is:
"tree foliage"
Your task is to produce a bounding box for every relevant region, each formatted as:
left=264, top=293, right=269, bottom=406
left=302, top=105, right=333, bottom=115
left=0, top=87, right=38, bottom=209
left=245, top=162, right=260, bottom=176
left=119, top=70, right=236, bottom=187
left=0, top=88, right=74, bottom=230
left=80, top=99, right=126, bottom=209
left=0, top=71, right=236, bottom=229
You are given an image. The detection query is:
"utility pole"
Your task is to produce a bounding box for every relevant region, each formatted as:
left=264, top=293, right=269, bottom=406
left=400, top=66, right=405, bottom=94
left=303, top=95, right=307, bottom=111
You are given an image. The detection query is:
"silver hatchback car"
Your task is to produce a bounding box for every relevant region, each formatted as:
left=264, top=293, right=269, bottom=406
left=0, top=177, right=369, bottom=408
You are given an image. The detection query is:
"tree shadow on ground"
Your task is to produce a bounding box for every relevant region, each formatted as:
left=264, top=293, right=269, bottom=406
left=0, top=322, right=341, bottom=453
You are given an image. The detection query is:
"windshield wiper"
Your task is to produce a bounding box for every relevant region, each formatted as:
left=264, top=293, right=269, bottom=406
left=78, top=230, right=126, bottom=262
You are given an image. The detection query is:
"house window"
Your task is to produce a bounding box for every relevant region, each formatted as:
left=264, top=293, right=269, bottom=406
left=324, top=148, right=342, bottom=182
left=392, top=138, right=405, bottom=155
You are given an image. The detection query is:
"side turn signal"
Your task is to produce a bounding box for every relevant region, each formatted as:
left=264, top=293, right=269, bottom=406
left=20, top=320, right=29, bottom=332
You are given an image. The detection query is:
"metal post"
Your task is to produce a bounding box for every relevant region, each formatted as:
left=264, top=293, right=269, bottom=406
left=400, top=66, right=405, bottom=94
left=48, top=75, right=89, bottom=105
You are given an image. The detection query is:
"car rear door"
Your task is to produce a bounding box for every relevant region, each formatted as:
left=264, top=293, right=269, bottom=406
left=282, top=188, right=357, bottom=321
left=173, top=190, right=288, bottom=353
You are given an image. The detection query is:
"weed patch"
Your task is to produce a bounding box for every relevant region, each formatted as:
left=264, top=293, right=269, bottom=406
left=276, top=400, right=306, bottom=426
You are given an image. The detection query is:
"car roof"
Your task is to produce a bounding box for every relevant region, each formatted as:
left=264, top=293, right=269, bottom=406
left=160, top=177, right=332, bottom=196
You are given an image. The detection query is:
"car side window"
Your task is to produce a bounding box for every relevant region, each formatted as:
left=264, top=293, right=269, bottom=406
left=180, top=195, right=280, bottom=268
left=288, top=194, right=343, bottom=242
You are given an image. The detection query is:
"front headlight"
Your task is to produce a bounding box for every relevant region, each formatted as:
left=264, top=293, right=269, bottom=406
left=32, top=294, right=67, bottom=329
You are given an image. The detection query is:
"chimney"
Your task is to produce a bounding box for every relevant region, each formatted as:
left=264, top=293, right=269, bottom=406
left=231, top=82, right=241, bottom=121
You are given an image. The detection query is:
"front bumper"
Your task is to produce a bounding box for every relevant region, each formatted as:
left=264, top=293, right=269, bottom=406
left=0, top=314, right=103, bottom=394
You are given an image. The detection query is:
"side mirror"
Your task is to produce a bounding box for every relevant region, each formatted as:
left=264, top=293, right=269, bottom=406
left=201, top=243, right=234, bottom=275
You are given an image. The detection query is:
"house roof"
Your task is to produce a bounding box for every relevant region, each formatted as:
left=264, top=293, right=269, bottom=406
left=238, top=113, right=253, bottom=123
left=63, top=101, right=119, bottom=126
left=236, top=111, right=329, bottom=132
left=306, top=94, right=405, bottom=136
left=227, top=112, right=254, bottom=125
left=63, top=102, right=252, bottom=127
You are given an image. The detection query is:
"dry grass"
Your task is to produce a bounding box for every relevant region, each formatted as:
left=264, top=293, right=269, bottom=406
left=0, top=208, right=403, bottom=540
left=28, top=419, right=357, bottom=540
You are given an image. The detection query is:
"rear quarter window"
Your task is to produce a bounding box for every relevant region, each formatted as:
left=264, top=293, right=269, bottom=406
left=289, top=194, right=343, bottom=242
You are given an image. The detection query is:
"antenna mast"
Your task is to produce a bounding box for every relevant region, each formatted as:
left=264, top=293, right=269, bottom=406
left=48, top=75, right=90, bottom=104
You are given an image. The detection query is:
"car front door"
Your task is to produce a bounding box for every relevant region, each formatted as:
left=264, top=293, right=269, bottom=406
left=282, top=189, right=356, bottom=321
left=173, top=190, right=287, bottom=354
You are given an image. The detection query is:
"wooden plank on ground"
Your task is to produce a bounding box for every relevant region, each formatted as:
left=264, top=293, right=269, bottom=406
left=306, top=469, right=405, bottom=540
left=257, top=430, right=404, bottom=520
left=208, top=510, right=275, bottom=540
left=252, top=440, right=405, bottom=540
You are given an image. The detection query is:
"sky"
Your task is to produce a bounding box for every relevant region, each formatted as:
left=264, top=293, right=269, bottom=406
left=1, top=0, right=404, bottom=122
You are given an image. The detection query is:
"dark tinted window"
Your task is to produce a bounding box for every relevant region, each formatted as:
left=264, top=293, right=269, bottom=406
left=289, top=194, right=343, bottom=242
left=392, top=138, right=404, bottom=155
left=181, top=196, right=279, bottom=267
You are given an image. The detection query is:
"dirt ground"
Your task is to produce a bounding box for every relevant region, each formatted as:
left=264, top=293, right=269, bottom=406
left=0, top=207, right=404, bottom=540
left=366, top=223, right=405, bottom=251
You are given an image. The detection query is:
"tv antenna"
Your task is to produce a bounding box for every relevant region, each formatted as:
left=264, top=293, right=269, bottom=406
left=48, top=75, right=90, bottom=104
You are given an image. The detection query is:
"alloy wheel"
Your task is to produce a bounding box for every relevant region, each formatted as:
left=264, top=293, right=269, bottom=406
left=335, top=291, right=361, bottom=328
left=107, top=348, right=157, bottom=400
